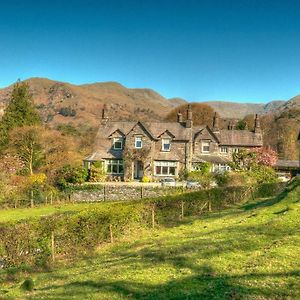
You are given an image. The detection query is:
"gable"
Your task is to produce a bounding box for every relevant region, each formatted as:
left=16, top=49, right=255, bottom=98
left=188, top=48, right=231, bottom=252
left=126, top=122, right=154, bottom=140
left=108, top=129, right=125, bottom=138
left=194, top=126, right=219, bottom=143
left=157, top=130, right=175, bottom=139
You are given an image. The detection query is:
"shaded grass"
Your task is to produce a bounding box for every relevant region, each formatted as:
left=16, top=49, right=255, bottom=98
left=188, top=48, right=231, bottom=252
left=1, top=180, right=300, bottom=299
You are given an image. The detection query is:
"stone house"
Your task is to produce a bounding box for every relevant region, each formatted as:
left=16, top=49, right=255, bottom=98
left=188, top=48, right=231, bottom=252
left=84, top=105, right=263, bottom=180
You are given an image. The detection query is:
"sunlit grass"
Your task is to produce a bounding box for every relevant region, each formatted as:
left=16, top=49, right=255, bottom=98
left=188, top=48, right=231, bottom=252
left=1, top=179, right=299, bottom=299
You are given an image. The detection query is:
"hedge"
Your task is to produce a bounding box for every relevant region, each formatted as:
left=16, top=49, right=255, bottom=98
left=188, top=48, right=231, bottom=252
left=0, top=182, right=285, bottom=268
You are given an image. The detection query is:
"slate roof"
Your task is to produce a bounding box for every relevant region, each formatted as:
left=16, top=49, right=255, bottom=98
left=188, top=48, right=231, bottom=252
left=85, top=120, right=263, bottom=161
left=192, top=155, right=230, bottom=164
left=274, top=160, right=299, bottom=169
left=215, top=129, right=263, bottom=147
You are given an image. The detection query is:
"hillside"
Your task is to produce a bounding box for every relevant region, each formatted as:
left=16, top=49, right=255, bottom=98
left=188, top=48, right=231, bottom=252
left=201, top=100, right=285, bottom=118
left=0, top=78, right=291, bottom=130
left=0, top=78, right=178, bottom=129
left=1, top=178, right=299, bottom=299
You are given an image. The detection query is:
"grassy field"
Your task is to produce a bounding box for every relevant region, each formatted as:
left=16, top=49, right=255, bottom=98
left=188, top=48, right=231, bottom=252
left=0, top=179, right=299, bottom=299
left=0, top=202, right=118, bottom=223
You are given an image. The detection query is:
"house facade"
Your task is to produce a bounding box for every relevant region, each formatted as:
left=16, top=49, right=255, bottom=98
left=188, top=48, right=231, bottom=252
left=84, top=106, right=263, bottom=181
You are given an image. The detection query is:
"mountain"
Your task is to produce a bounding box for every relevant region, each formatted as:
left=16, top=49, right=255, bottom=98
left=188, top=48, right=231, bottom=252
left=0, top=78, right=179, bottom=128
left=200, top=100, right=285, bottom=118
left=0, top=77, right=294, bottom=129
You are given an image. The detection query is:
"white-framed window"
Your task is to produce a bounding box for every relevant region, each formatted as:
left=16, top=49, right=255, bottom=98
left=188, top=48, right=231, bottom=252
left=113, top=138, right=123, bottom=150
left=202, top=142, right=210, bottom=153
left=220, top=146, right=228, bottom=153
left=106, top=159, right=124, bottom=174
left=162, top=138, right=171, bottom=151
left=233, top=148, right=239, bottom=153
left=214, top=163, right=230, bottom=172
left=154, top=161, right=177, bottom=176
left=135, top=136, right=142, bottom=148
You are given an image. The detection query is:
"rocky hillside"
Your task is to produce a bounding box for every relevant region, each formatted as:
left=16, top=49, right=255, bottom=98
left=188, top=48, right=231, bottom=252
left=0, top=78, right=178, bottom=129
left=1, top=77, right=298, bottom=129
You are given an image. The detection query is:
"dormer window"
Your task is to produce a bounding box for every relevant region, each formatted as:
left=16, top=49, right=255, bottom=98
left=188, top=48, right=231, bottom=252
left=135, top=137, right=142, bottom=149
left=162, top=138, right=171, bottom=151
left=113, top=137, right=123, bottom=150
left=202, top=142, right=210, bottom=153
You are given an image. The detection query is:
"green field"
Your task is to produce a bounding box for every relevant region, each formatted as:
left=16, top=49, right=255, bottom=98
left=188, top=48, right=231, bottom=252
left=1, top=179, right=300, bottom=299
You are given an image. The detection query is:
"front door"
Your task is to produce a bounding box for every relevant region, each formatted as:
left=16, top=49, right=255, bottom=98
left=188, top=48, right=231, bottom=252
left=134, top=161, right=144, bottom=179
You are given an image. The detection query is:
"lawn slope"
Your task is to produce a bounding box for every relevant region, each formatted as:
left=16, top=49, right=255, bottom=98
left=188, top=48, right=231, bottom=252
left=1, top=178, right=300, bottom=299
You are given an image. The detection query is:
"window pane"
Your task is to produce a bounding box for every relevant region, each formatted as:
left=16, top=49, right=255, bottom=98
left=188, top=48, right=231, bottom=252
left=169, top=167, right=175, bottom=175
left=112, top=164, right=118, bottom=173
left=119, top=164, right=124, bottom=174
left=156, top=166, right=161, bottom=174
left=162, top=166, right=168, bottom=174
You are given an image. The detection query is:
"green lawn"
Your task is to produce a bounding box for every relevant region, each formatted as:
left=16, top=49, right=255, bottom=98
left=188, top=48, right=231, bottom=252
left=0, top=202, right=116, bottom=223
left=1, top=180, right=300, bottom=299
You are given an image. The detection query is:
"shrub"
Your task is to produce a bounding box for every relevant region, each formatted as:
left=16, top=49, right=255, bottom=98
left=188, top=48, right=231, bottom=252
left=56, top=165, right=88, bottom=188
left=20, top=278, right=34, bottom=291
left=88, top=163, right=106, bottom=182
left=58, top=107, right=76, bottom=117
left=141, top=176, right=151, bottom=183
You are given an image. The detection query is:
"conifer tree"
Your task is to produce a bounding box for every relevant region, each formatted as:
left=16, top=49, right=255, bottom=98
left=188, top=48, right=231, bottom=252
left=0, top=81, right=41, bottom=147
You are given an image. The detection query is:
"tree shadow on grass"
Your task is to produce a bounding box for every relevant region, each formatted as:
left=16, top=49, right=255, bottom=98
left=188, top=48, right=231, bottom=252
left=31, top=266, right=300, bottom=300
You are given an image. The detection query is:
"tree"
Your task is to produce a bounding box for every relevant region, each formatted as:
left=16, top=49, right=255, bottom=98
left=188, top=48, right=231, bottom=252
left=9, top=126, right=43, bottom=175
left=0, top=81, right=41, bottom=147
left=165, top=103, right=217, bottom=126
left=252, top=147, right=278, bottom=167
left=235, top=120, right=247, bottom=130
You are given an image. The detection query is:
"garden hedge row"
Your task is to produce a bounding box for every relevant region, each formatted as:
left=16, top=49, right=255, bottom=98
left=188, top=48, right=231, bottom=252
left=0, top=182, right=285, bottom=268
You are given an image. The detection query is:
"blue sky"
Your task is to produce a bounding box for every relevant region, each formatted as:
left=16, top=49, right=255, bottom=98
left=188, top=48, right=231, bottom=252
left=1, top=0, right=300, bottom=103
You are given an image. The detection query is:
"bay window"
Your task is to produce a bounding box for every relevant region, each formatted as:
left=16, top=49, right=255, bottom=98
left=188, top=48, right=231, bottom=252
left=154, top=161, right=177, bottom=176
left=106, top=159, right=124, bottom=174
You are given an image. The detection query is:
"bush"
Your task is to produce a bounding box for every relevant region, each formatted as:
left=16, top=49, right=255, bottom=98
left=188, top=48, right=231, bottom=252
left=88, top=164, right=106, bottom=182
left=58, top=107, right=76, bottom=117
left=0, top=182, right=284, bottom=268
left=20, top=278, right=34, bottom=291
left=141, top=176, right=151, bottom=183
left=56, top=165, right=88, bottom=189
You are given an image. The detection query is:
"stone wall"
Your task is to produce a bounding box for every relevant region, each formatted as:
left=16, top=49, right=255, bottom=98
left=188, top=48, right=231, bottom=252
left=71, top=185, right=183, bottom=202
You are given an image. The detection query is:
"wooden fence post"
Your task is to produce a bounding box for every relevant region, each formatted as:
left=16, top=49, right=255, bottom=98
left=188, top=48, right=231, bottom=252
left=208, top=200, right=212, bottom=212
left=151, top=204, right=155, bottom=229
left=103, top=186, right=106, bottom=201
left=30, top=190, right=34, bottom=208
left=50, top=192, right=53, bottom=205
left=109, top=223, right=114, bottom=243
left=51, top=231, right=55, bottom=263
left=181, top=201, right=184, bottom=219
left=141, top=186, right=144, bottom=199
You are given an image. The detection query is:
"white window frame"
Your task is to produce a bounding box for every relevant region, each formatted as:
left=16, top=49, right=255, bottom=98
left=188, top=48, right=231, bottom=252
left=233, top=148, right=239, bottom=153
left=220, top=146, right=228, bottom=154
left=214, top=163, right=230, bottom=172
left=135, top=136, right=143, bottom=149
left=154, top=161, right=177, bottom=176
left=202, top=142, right=210, bottom=153
left=113, top=138, right=123, bottom=150
left=106, top=159, right=124, bottom=174
left=162, top=138, right=171, bottom=152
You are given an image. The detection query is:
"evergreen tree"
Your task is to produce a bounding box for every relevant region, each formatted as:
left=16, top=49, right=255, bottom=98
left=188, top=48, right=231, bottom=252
left=0, top=81, right=41, bottom=147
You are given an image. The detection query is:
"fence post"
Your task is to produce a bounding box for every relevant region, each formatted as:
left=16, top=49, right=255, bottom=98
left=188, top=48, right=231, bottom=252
left=50, top=192, right=53, bottom=205
left=181, top=200, right=184, bottom=219
left=103, top=186, right=106, bottom=201
left=151, top=204, right=155, bottom=229
left=30, top=190, right=34, bottom=208
left=141, top=186, right=144, bottom=199
left=51, top=231, right=55, bottom=262
left=208, top=192, right=212, bottom=212
left=109, top=223, right=114, bottom=243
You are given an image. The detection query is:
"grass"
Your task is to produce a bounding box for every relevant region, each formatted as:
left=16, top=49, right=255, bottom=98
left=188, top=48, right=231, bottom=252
left=0, top=179, right=300, bottom=299
left=0, top=202, right=117, bottom=223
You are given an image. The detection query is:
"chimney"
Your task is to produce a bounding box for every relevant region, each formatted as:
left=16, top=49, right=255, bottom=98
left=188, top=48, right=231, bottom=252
left=212, top=112, right=220, bottom=132
left=254, top=114, right=261, bottom=133
left=177, top=111, right=183, bottom=123
left=186, top=104, right=193, bottom=128
left=101, top=104, right=108, bottom=124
